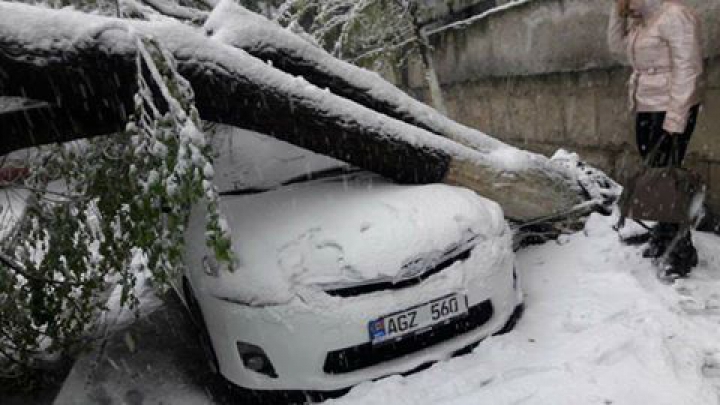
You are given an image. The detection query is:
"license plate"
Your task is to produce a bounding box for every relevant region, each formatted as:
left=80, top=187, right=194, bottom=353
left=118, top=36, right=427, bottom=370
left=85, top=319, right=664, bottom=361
left=368, top=294, right=468, bottom=344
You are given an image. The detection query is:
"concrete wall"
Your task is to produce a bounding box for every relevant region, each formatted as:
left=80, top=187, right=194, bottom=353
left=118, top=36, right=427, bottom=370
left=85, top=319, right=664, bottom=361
left=403, top=0, right=720, bottom=212
left=417, top=0, right=521, bottom=27
left=416, top=0, right=497, bottom=28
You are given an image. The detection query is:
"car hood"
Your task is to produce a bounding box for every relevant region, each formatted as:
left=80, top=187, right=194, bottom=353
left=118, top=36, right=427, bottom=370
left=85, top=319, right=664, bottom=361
left=201, top=173, right=508, bottom=305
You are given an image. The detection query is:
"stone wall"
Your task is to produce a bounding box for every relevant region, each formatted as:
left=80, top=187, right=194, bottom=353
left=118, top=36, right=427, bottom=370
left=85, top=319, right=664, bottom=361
left=403, top=0, right=720, bottom=212
left=416, top=0, right=497, bottom=29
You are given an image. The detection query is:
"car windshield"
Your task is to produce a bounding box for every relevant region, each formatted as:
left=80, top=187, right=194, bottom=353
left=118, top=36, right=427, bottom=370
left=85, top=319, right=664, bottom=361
left=212, top=127, right=351, bottom=194
left=219, top=166, right=364, bottom=196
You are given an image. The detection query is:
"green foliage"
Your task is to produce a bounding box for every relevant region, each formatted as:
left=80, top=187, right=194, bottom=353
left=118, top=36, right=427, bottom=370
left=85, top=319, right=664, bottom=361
left=0, top=36, right=233, bottom=382
left=277, top=0, right=420, bottom=69
left=277, top=0, right=447, bottom=111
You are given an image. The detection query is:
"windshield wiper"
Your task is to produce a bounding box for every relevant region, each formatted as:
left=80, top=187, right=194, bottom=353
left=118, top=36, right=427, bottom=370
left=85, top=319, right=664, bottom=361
left=219, top=166, right=361, bottom=196
left=280, top=166, right=361, bottom=187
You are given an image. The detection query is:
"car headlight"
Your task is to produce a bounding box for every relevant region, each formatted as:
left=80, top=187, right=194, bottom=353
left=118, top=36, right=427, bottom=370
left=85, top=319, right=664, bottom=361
left=236, top=342, right=278, bottom=378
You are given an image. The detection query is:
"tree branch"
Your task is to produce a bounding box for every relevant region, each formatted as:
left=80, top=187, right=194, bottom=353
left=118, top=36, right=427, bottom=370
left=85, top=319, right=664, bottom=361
left=0, top=252, right=86, bottom=289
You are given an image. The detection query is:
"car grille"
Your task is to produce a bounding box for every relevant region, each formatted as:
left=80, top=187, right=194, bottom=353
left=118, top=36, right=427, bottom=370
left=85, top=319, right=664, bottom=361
left=323, top=300, right=494, bottom=374
left=324, top=248, right=473, bottom=298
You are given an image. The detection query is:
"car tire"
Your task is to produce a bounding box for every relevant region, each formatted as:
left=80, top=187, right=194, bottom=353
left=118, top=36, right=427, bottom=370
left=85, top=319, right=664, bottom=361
left=494, top=303, right=525, bottom=336
left=183, top=278, right=221, bottom=374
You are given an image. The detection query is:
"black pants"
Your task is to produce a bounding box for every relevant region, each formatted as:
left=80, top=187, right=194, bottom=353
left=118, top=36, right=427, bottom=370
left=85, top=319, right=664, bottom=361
left=636, top=105, right=699, bottom=167
left=635, top=105, right=700, bottom=260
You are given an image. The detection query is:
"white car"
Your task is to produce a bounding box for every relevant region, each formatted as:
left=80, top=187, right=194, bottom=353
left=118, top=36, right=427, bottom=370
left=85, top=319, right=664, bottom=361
left=176, top=128, right=523, bottom=393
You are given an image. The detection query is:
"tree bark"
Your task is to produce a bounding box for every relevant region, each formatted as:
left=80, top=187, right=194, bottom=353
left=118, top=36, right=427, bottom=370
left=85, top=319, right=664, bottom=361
left=0, top=2, right=582, bottom=221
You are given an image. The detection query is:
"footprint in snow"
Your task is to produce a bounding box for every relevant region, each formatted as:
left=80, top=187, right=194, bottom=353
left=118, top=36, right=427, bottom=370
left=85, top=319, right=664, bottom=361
left=702, top=353, right=720, bottom=381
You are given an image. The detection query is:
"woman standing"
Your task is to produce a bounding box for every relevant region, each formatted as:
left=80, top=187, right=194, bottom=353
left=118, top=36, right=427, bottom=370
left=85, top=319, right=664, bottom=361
left=608, top=0, right=705, bottom=277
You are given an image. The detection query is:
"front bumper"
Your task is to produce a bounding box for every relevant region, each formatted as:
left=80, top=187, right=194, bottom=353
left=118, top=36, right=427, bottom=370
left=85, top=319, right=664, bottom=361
left=197, top=246, right=521, bottom=391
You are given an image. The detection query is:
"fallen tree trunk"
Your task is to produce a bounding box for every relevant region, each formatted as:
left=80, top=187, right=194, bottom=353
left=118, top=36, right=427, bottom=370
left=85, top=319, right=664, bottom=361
left=0, top=2, right=582, bottom=221
left=203, top=0, right=507, bottom=152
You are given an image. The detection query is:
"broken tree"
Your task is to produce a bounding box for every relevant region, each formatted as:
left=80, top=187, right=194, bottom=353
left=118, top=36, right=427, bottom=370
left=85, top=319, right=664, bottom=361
left=0, top=1, right=589, bottom=222
left=204, top=0, right=486, bottom=151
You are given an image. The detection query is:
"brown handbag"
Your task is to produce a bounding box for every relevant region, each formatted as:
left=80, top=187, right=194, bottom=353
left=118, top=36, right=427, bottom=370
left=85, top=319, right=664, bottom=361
left=619, top=136, right=705, bottom=225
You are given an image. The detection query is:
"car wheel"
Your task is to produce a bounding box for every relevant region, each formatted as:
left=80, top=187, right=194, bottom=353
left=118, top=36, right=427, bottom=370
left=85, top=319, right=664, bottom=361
left=494, top=303, right=525, bottom=336
left=183, top=278, right=221, bottom=374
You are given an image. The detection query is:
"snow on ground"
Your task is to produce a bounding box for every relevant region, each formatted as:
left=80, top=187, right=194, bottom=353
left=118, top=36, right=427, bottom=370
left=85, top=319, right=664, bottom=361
left=50, top=206, right=720, bottom=404
left=325, top=212, right=720, bottom=405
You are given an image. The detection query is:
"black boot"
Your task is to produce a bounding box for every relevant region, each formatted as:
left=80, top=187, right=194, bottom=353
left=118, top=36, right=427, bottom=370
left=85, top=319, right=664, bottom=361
left=663, top=233, right=698, bottom=279
left=643, top=238, right=666, bottom=258
left=642, top=223, right=676, bottom=258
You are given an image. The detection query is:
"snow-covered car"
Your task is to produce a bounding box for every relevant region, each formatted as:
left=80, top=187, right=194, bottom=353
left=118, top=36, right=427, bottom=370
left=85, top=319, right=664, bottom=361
left=175, top=128, right=524, bottom=392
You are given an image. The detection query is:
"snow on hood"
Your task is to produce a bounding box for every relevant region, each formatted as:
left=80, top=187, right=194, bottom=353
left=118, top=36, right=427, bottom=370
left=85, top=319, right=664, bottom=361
left=550, top=149, right=622, bottom=205
left=196, top=128, right=509, bottom=305
left=203, top=176, right=507, bottom=305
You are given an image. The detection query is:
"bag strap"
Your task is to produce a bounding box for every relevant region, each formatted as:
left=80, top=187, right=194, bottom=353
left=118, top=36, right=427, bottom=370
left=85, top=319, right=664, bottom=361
left=643, top=133, right=684, bottom=168
left=643, top=133, right=669, bottom=167
left=670, top=135, right=682, bottom=168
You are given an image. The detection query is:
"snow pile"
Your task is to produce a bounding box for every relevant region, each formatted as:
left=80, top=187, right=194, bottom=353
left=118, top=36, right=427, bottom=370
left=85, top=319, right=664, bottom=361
left=551, top=149, right=622, bottom=206
left=100, top=257, right=162, bottom=333
left=325, top=212, right=720, bottom=405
